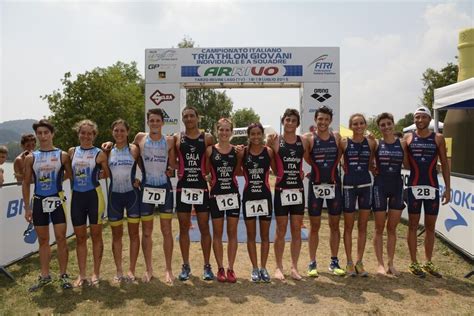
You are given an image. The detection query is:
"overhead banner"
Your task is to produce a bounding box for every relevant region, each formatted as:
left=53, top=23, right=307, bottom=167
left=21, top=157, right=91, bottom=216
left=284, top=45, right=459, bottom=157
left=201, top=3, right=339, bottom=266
left=145, top=47, right=340, bottom=84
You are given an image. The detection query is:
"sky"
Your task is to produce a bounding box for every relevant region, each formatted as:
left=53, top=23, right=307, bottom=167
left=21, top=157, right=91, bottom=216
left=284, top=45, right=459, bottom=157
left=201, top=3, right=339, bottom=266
left=1, top=0, right=473, bottom=131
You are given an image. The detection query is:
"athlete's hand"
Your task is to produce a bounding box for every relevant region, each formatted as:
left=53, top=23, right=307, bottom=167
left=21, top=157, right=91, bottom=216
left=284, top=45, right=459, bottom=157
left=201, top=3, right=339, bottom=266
left=305, top=172, right=311, bottom=179
left=98, top=170, right=106, bottom=179
left=441, top=187, right=451, bottom=205
left=370, top=165, right=378, bottom=175
left=24, top=208, right=33, bottom=223
left=101, top=141, right=113, bottom=152
left=266, top=133, right=277, bottom=146
left=133, top=179, right=141, bottom=188
left=166, top=167, right=175, bottom=177
left=235, top=145, right=244, bottom=153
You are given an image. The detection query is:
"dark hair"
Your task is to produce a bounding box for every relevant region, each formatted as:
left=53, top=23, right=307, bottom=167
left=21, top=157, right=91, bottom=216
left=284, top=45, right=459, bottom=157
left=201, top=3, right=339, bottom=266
left=32, top=119, right=55, bottom=134
left=147, top=108, right=164, bottom=121
left=376, top=112, right=394, bottom=126
left=111, top=119, right=130, bottom=131
left=20, top=133, right=36, bottom=145
left=0, top=145, right=8, bottom=154
left=247, top=122, right=264, bottom=136
left=314, top=105, right=333, bottom=119
left=281, top=108, right=300, bottom=127
left=348, top=113, right=367, bottom=127
left=182, top=106, right=199, bottom=117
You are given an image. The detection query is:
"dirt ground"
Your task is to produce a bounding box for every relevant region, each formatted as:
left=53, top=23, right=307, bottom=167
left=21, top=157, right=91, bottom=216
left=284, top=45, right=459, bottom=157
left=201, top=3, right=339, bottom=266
left=1, top=212, right=473, bottom=315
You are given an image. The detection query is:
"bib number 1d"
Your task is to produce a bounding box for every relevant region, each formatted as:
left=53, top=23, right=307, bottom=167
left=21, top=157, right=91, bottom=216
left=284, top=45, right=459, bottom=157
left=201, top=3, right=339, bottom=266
left=281, top=189, right=303, bottom=206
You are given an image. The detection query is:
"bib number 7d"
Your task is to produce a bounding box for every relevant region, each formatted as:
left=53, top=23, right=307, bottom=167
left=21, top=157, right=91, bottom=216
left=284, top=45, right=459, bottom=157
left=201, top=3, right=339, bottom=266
left=142, top=187, right=167, bottom=205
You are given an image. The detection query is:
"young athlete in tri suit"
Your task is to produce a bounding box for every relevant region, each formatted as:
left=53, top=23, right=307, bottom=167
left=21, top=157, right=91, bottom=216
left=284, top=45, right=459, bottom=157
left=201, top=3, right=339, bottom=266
left=106, top=119, right=141, bottom=282
left=134, top=108, right=176, bottom=283
left=372, top=113, right=408, bottom=276
left=341, top=113, right=376, bottom=277
left=304, top=106, right=346, bottom=277
left=267, top=109, right=310, bottom=281
left=22, top=119, right=73, bottom=291
left=14, top=133, right=36, bottom=182
left=69, top=120, right=109, bottom=287
left=174, top=106, right=215, bottom=281
left=242, top=123, right=276, bottom=282
left=206, top=118, right=244, bottom=283
left=404, top=106, right=450, bottom=278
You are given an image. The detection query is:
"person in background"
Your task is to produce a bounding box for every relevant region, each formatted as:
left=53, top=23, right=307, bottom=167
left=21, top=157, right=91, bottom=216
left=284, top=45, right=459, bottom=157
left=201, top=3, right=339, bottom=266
left=14, top=133, right=37, bottom=182
left=0, top=145, right=7, bottom=185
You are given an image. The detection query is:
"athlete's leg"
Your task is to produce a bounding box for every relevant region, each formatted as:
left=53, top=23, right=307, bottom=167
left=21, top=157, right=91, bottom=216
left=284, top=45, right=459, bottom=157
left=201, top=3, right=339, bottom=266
left=343, top=213, right=355, bottom=264
left=274, top=215, right=288, bottom=280
left=386, top=209, right=402, bottom=275
left=328, top=214, right=341, bottom=258
left=308, top=216, right=321, bottom=263
left=160, top=217, right=174, bottom=283
left=212, top=217, right=225, bottom=269
left=407, top=213, right=421, bottom=263
left=53, top=223, right=68, bottom=275
left=290, top=214, right=304, bottom=280
left=424, top=214, right=438, bottom=262
left=36, top=226, right=51, bottom=277
left=90, top=224, right=103, bottom=282
left=227, top=216, right=239, bottom=270
left=177, top=212, right=191, bottom=264
left=73, top=225, right=88, bottom=284
left=373, top=211, right=387, bottom=274
left=127, top=221, right=140, bottom=280
left=141, top=218, right=154, bottom=282
left=356, top=210, right=370, bottom=262
left=260, top=219, right=271, bottom=269
left=197, top=211, right=212, bottom=265
left=245, top=219, right=258, bottom=269
left=111, top=224, right=124, bottom=277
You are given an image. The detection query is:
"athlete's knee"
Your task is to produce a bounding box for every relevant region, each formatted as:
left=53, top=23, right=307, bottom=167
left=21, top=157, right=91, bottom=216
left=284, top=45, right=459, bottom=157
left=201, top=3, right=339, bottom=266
left=37, top=234, right=50, bottom=246
left=374, top=223, right=385, bottom=235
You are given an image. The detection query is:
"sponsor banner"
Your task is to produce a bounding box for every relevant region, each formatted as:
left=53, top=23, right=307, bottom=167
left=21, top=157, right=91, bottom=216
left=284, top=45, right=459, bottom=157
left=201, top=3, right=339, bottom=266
left=401, top=170, right=473, bottom=259
left=145, top=47, right=339, bottom=84
left=300, top=82, right=340, bottom=133
left=0, top=180, right=108, bottom=267
left=145, top=83, right=181, bottom=136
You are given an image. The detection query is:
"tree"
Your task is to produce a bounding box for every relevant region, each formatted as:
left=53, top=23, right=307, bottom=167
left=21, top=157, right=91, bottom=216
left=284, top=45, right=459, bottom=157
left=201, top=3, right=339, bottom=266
left=230, top=108, right=261, bottom=145
left=42, top=62, right=145, bottom=150
left=420, top=62, right=458, bottom=122
left=366, top=116, right=382, bottom=139
left=177, top=36, right=234, bottom=133
left=395, top=113, right=414, bottom=132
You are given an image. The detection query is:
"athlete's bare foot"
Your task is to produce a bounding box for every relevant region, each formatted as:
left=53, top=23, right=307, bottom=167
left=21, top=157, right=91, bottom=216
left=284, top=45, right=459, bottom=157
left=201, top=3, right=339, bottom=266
left=165, top=270, right=175, bottom=284
left=142, top=271, right=154, bottom=283
left=376, top=264, right=387, bottom=275
left=274, top=268, right=285, bottom=281
left=290, top=267, right=303, bottom=281
left=127, top=271, right=137, bottom=282
left=73, top=276, right=88, bottom=287
left=387, top=265, right=400, bottom=277
left=90, top=274, right=100, bottom=286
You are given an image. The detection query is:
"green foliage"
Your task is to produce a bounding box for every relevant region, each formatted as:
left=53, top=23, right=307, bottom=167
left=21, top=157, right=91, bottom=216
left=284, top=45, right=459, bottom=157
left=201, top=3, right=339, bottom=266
left=395, top=113, right=414, bottom=132
left=42, top=62, right=145, bottom=150
left=177, top=36, right=234, bottom=134
left=366, top=116, right=382, bottom=139
left=230, top=108, right=261, bottom=145
left=420, top=62, right=458, bottom=121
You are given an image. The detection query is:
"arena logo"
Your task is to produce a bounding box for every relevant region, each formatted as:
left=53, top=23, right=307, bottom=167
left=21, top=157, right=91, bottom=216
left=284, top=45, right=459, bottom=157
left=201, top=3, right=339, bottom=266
left=307, top=55, right=336, bottom=75
left=150, top=90, right=175, bottom=106
left=311, top=88, right=332, bottom=102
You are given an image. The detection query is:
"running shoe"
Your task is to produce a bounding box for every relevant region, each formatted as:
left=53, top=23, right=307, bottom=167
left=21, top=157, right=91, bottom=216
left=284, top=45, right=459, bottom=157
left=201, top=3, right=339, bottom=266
left=217, top=267, right=227, bottom=282
left=423, top=261, right=442, bottom=278
left=28, top=275, right=52, bottom=292
left=226, top=269, right=237, bottom=283
left=409, top=262, right=426, bottom=278
left=178, top=263, right=191, bottom=281
left=202, top=264, right=215, bottom=281
left=59, top=273, right=73, bottom=289
left=355, top=261, right=369, bottom=277
left=307, top=261, right=319, bottom=277
left=251, top=268, right=261, bottom=282
left=259, top=268, right=271, bottom=283
left=329, top=259, right=346, bottom=276
left=346, top=262, right=357, bottom=277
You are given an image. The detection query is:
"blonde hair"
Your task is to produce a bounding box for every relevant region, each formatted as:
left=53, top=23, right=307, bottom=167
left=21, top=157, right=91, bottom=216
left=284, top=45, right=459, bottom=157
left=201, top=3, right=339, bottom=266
left=215, top=118, right=234, bottom=132
left=348, top=113, right=367, bottom=128
left=74, top=119, right=98, bottom=136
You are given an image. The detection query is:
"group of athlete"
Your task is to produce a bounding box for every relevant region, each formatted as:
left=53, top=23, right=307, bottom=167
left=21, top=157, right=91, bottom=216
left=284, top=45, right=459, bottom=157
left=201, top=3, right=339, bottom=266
left=22, top=103, right=450, bottom=292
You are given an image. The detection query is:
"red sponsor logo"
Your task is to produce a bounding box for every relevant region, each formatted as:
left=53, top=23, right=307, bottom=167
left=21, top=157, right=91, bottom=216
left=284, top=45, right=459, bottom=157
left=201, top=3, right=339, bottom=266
left=150, top=90, right=175, bottom=106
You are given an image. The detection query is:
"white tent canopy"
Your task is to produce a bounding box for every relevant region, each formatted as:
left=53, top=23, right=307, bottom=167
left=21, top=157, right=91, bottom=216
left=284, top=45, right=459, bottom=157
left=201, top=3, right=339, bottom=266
left=403, top=119, right=444, bottom=133
left=433, top=78, right=474, bottom=132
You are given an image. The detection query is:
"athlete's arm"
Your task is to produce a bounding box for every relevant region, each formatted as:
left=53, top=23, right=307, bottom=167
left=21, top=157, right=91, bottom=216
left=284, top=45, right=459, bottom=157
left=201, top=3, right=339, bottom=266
left=22, top=155, right=34, bottom=223
left=234, top=146, right=244, bottom=176
left=205, top=146, right=212, bottom=181
left=167, top=136, right=177, bottom=171
left=436, top=133, right=451, bottom=205
left=101, top=141, right=113, bottom=152
left=266, top=133, right=278, bottom=152
left=402, top=133, right=411, bottom=170
left=303, top=134, right=313, bottom=165
left=205, top=133, right=215, bottom=147
left=97, top=151, right=110, bottom=179
left=62, top=151, right=72, bottom=181
left=130, top=144, right=141, bottom=188
left=133, top=132, right=146, bottom=146
left=333, top=132, right=343, bottom=164
left=370, top=139, right=379, bottom=175
left=339, top=137, right=348, bottom=167
left=13, top=155, right=24, bottom=182
left=267, top=146, right=277, bottom=176
left=368, top=137, right=377, bottom=175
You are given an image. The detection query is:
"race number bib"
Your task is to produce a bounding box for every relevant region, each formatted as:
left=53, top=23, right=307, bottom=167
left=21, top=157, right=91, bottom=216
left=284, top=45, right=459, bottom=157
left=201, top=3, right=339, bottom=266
left=411, top=186, right=437, bottom=200
left=215, top=193, right=239, bottom=211
left=42, top=197, right=62, bottom=213
left=313, top=184, right=336, bottom=199
left=142, top=187, right=167, bottom=205
left=281, top=189, right=303, bottom=206
left=181, top=188, right=204, bottom=205
left=245, top=199, right=269, bottom=217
